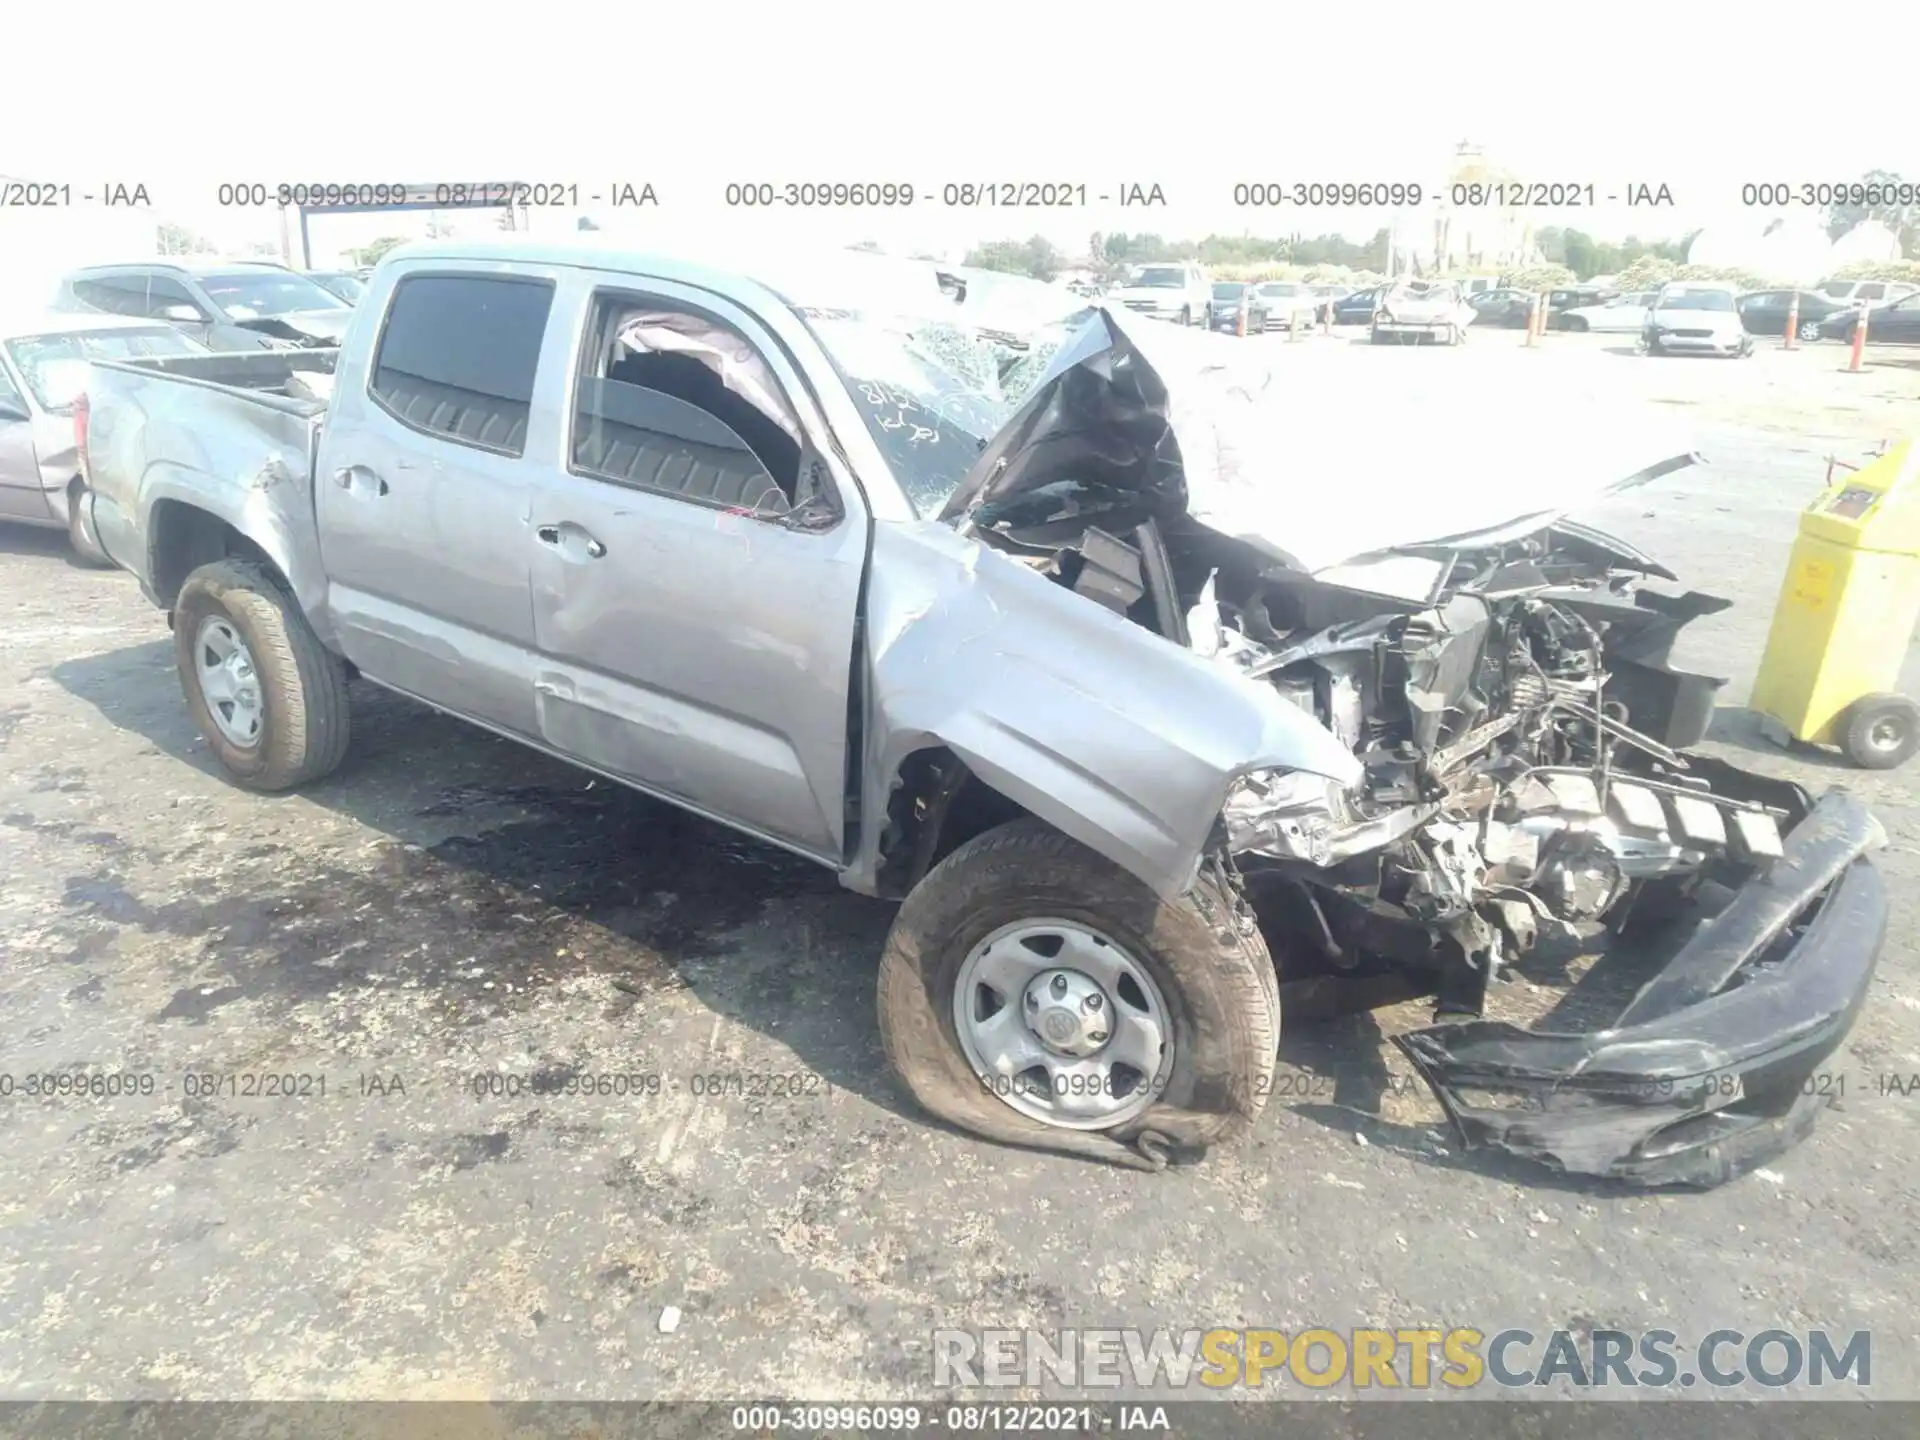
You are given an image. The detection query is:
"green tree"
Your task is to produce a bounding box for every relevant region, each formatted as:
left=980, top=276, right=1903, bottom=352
left=963, top=235, right=1066, bottom=280
left=1825, top=169, right=1919, bottom=255
left=156, top=222, right=213, bottom=256
left=349, top=235, right=411, bottom=267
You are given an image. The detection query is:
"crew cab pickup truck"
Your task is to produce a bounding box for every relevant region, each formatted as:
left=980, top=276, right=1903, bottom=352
left=79, top=239, right=1888, bottom=1185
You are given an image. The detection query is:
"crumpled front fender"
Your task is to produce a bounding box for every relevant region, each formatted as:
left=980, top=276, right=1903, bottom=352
left=844, top=522, right=1361, bottom=901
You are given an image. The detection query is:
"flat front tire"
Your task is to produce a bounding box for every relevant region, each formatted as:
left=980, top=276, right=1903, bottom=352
left=174, top=559, right=351, bottom=792
left=877, top=818, right=1279, bottom=1169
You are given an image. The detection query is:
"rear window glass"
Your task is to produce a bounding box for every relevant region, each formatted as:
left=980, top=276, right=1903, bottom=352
left=370, top=275, right=554, bottom=457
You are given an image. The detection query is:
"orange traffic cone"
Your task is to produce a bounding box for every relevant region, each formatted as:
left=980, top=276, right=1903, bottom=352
left=1784, top=292, right=1801, bottom=351
left=1848, top=305, right=1869, bottom=371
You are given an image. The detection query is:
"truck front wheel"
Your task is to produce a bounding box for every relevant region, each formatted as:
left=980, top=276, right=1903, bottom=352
left=174, top=559, right=351, bottom=792
left=877, top=818, right=1279, bottom=1168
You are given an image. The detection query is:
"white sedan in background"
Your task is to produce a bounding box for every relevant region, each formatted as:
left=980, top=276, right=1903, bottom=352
left=1553, top=291, right=1659, bottom=333
left=0, top=310, right=209, bottom=561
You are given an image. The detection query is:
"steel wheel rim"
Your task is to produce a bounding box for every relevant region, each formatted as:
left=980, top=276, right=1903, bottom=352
left=953, top=918, right=1172, bottom=1130
left=1867, top=715, right=1908, bottom=753
left=194, top=616, right=264, bottom=750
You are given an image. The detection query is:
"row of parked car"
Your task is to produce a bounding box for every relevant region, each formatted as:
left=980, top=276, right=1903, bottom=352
left=1097, top=262, right=1920, bottom=349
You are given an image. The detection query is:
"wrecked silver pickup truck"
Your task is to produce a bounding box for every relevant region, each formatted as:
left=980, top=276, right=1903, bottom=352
left=78, top=239, right=1886, bottom=1186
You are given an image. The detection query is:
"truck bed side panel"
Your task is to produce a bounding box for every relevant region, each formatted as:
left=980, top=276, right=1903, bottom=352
left=86, top=360, right=332, bottom=642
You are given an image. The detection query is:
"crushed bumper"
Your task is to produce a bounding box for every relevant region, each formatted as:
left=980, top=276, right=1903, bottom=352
left=1395, top=789, right=1887, bottom=1188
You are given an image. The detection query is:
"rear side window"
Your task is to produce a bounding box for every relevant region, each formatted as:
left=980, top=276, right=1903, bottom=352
left=369, top=274, right=553, bottom=457
left=70, top=275, right=150, bottom=316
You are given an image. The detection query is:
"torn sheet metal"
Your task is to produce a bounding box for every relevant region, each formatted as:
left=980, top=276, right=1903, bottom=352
left=1395, top=789, right=1887, bottom=1186
left=943, top=303, right=1703, bottom=576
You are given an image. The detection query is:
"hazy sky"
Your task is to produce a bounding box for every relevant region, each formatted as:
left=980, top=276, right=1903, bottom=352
left=6, top=0, right=1916, bottom=265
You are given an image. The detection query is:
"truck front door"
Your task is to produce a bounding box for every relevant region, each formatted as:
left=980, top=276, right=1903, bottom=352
left=312, top=266, right=564, bottom=738
left=521, top=275, right=869, bottom=862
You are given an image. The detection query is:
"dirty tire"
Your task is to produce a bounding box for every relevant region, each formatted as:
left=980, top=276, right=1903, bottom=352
left=65, top=483, right=113, bottom=568
left=877, top=818, right=1279, bottom=1170
left=1840, top=692, right=1920, bottom=771
left=174, top=559, right=351, bottom=792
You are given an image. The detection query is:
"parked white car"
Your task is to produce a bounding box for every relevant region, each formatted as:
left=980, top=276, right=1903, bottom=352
left=1110, top=263, right=1212, bottom=327
left=1644, top=282, right=1752, bottom=358
left=1816, top=279, right=1919, bottom=308
left=1370, top=280, right=1476, bottom=345
left=1554, top=291, right=1659, bottom=333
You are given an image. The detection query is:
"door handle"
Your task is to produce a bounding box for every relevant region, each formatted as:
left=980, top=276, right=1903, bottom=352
left=536, top=523, right=606, bottom=559
left=332, top=466, right=389, bottom=497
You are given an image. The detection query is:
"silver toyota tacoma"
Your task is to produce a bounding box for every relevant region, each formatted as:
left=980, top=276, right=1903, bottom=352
left=76, top=238, right=1887, bottom=1185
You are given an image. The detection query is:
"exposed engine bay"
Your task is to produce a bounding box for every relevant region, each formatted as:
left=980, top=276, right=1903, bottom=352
left=966, top=494, right=1795, bottom=1019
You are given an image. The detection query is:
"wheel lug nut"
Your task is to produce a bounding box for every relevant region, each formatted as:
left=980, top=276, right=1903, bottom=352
left=1084, top=993, right=1103, bottom=1011
left=1025, top=991, right=1039, bottom=1009
left=1050, top=975, right=1068, bottom=998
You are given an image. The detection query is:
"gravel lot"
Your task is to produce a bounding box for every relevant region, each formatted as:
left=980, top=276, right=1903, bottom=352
left=1, top=327, right=1917, bottom=1404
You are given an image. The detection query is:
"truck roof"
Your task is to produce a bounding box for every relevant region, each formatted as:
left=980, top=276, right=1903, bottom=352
left=373, top=236, right=1061, bottom=320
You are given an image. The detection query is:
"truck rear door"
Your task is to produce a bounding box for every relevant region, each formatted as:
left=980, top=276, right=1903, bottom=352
left=519, top=270, right=869, bottom=863
left=312, top=264, right=567, bottom=739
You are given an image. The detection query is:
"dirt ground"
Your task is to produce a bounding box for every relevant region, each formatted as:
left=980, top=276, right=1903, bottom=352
left=0, top=329, right=1916, bottom=1405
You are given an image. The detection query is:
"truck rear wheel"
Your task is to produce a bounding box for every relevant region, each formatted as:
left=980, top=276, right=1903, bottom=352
left=877, top=818, right=1279, bottom=1169
left=174, top=559, right=351, bottom=792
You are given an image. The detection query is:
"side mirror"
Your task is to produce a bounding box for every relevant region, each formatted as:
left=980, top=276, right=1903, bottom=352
left=0, top=397, right=29, bottom=423
left=159, top=304, right=203, bottom=322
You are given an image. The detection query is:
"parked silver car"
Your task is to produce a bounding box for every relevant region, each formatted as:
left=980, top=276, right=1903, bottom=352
left=77, top=241, right=1888, bottom=1186
left=0, top=310, right=207, bottom=561
left=53, top=261, right=352, bottom=351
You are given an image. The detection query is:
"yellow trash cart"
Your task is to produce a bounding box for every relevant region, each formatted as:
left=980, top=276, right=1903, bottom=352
left=1751, top=439, right=1920, bottom=769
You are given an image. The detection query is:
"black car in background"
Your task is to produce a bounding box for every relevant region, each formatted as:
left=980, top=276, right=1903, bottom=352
left=1735, top=289, right=1850, bottom=341
left=1547, top=285, right=1615, bottom=314
left=1817, top=293, right=1920, bottom=345
left=1208, top=282, right=1270, bottom=334
left=1467, top=288, right=1538, bottom=328
left=1332, top=286, right=1385, bottom=324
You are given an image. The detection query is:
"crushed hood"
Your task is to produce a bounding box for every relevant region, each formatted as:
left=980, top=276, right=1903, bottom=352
left=943, top=304, right=1700, bottom=574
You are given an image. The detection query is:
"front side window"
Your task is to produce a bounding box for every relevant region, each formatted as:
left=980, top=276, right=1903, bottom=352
left=369, top=274, right=554, bottom=457
left=570, top=294, right=806, bottom=517
left=144, top=275, right=208, bottom=320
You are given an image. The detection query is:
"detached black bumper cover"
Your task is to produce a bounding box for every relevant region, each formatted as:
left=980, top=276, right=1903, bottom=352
left=1395, top=789, right=1887, bottom=1187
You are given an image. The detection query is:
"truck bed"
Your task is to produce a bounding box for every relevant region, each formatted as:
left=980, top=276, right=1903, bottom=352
left=94, top=349, right=339, bottom=412
left=83, top=350, right=334, bottom=610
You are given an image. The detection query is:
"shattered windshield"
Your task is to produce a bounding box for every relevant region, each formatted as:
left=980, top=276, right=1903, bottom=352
left=794, top=304, right=1083, bottom=519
